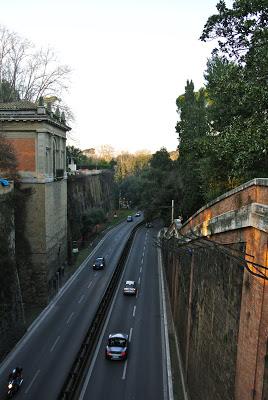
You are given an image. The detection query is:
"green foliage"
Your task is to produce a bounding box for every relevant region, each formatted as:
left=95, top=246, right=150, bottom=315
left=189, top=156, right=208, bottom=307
left=0, top=80, right=20, bottom=103
left=118, top=148, right=182, bottom=225
left=82, top=208, right=107, bottom=235
left=66, top=145, right=116, bottom=170
left=176, top=81, right=208, bottom=218
left=173, top=0, right=268, bottom=218
left=115, top=151, right=151, bottom=181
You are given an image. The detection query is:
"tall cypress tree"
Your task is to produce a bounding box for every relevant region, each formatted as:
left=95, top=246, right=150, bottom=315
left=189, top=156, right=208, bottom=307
left=176, top=81, right=208, bottom=219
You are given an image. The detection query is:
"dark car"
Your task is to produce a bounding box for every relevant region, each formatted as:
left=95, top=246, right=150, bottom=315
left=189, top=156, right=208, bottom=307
left=105, top=333, right=128, bottom=360
left=93, top=257, right=105, bottom=270
left=145, top=222, right=153, bottom=228
left=123, top=280, right=137, bottom=295
left=127, top=215, right=133, bottom=222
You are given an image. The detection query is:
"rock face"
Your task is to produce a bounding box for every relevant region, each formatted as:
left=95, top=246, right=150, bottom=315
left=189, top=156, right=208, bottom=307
left=0, top=182, right=25, bottom=360
left=67, top=171, right=115, bottom=252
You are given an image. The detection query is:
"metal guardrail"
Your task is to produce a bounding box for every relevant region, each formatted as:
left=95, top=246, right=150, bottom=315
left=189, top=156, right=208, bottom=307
left=59, top=222, right=143, bottom=399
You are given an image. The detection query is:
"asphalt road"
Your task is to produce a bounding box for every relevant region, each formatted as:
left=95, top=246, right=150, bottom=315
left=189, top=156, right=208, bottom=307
left=0, top=216, right=141, bottom=400
left=78, top=222, right=172, bottom=400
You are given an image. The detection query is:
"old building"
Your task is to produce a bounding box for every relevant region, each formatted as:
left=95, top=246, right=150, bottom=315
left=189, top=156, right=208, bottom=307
left=0, top=100, right=71, bottom=306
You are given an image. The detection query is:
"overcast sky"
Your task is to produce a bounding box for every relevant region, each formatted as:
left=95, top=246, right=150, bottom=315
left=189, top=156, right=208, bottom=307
left=0, top=0, right=225, bottom=154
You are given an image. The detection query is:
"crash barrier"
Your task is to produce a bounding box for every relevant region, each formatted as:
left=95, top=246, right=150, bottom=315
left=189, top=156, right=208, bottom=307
left=59, top=221, right=143, bottom=399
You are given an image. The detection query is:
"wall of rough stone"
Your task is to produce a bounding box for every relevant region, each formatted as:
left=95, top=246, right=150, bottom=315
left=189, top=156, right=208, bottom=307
left=163, top=239, right=244, bottom=400
left=163, top=178, right=268, bottom=400
left=67, top=171, right=115, bottom=250
left=0, top=183, right=25, bottom=360
left=14, top=179, right=67, bottom=307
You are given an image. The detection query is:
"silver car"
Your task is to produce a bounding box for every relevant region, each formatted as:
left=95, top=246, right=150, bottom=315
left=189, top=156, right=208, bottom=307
left=105, top=333, right=128, bottom=360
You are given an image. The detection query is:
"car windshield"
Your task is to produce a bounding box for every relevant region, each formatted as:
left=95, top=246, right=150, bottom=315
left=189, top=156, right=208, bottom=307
left=108, top=338, right=126, bottom=347
left=125, top=283, right=134, bottom=288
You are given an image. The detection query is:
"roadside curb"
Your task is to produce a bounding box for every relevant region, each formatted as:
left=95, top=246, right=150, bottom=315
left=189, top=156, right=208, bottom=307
left=158, top=231, right=189, bottom=400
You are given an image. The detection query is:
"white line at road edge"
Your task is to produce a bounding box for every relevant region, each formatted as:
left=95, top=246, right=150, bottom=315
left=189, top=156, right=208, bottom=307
left=132, top=306, right=136, bottom=318
left=24, top=369, right=40, bottom=394
left=0, top=228, right=116, bottom=374
left=158, top=233, right=174, bottom=400
left=79, top=230, right=139, bottom=400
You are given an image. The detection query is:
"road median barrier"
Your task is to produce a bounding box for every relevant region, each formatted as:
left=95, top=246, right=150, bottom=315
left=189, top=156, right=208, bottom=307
left=59, top=221, right=144, bottom=399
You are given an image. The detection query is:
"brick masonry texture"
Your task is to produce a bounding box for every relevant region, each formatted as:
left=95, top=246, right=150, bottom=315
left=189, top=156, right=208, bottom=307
left=8, top=138, right=36, bottom=172
left=163, top=179, right=268, bottom=400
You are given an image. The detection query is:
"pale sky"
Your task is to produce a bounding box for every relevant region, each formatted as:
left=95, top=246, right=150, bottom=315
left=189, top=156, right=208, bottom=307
left=0, top=0, right=224, bottom=154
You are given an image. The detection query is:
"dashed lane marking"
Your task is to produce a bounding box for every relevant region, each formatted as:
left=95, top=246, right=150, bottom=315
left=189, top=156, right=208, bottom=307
left=78, top=294, right=85, bottom=304
left=66, top=312, right=74, bottom=325
left=25, top=369, right=40, bottom=394
left=122, top=359, right=128, bottom=380
left=50, top=336, right=60, bottom=353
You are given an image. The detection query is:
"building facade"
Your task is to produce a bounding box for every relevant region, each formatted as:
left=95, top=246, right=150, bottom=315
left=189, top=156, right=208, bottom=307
left=0, top=100, right=70, bottom=305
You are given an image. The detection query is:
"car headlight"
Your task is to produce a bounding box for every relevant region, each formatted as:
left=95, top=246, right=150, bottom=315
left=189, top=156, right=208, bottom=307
left=8, top=384, right=13, bottom=389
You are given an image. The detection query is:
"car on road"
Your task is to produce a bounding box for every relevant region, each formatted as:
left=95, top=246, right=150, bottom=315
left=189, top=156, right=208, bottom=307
left=123, top=280, right=137, bottom=295
left=93, top=257, right=105, bottom=270
left=135, top=211, right=141, bottom=217
left=127, top=215, right=133, bottom=222
left=105, top=333, right=128, bottom=360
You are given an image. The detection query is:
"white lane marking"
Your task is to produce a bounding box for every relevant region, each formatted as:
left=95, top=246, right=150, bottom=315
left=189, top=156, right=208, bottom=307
left=78, top=294, right=85, bottom=304
left=138, top=277, right=141, bottom=285
left=158, top=233, right=175, bottom=400
left=122, top=359, right=128, bottom=380
left=66, top=312, right=74, bottom=325
left=143, top=251, right=145, bottom=258
left=0, top=227, right=117, bottom=374
left=79, top=230, right=139, bottom=400
left=87, top=281, right=93, bottom=289
left=1, top=224, right=133, bottom=375
left=141, top=257, right=144, bottom=265
left=94, top=272, right=97, bottom=277
left=50, top=336, right=60, bottom=353
left=132, top=306, right=136, bottom=318
left=140, top=266, right=143, bottom=273
left=129, top=327, right=133, bottom=342
left=24, top=369, right=40, bottom=394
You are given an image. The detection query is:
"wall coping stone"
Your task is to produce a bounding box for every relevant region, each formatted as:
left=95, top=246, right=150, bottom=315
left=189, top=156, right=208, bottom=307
left=182, top=178, right=268, bottom=228
left=187, top=203, right=268, bottom=238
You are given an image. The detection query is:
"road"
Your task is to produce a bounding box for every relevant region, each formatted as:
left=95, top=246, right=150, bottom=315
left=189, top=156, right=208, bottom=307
left=79, top=222, right=173, bottom=400
left=0, top=217, right=141, bottom=400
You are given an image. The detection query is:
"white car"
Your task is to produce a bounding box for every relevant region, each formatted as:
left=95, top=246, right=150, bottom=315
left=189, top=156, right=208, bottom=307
left=123, top=280, right=137, bottom=295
